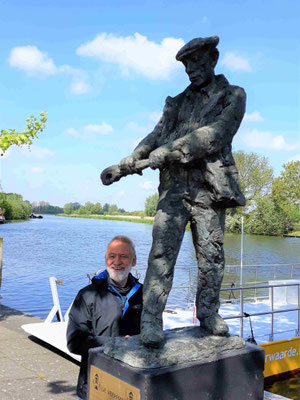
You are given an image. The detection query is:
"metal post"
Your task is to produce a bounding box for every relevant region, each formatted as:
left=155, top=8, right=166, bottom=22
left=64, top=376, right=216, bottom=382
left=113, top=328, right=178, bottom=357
left=240, top=217, right=244, bottom=287
left=188, top=268, right=191, bottom=308
left=45, top=277, right=63, bottom=323
left=270, top=286, right=274, bottom=341
left=239, top=217, right=244, bottom=337
left=240, top=288, right=244, bottom=338
left=255, top=266, right=258, bottom=301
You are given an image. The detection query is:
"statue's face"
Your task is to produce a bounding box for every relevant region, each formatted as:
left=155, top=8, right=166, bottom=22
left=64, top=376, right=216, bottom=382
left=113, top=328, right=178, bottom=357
left=183, top=51, right=215, bottom=88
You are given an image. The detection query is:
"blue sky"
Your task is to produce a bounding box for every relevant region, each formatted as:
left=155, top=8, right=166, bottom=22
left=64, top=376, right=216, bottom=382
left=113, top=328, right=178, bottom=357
left=0, top=0, right=299, bottom=211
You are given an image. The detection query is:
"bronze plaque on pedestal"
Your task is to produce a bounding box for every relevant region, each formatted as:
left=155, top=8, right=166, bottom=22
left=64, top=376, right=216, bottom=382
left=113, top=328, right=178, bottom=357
left=89, top=365, right=141, bottom=400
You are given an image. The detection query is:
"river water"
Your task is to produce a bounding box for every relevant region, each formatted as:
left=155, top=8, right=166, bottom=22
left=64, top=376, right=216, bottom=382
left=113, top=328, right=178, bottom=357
left=0, top=214, right=299, bottom=318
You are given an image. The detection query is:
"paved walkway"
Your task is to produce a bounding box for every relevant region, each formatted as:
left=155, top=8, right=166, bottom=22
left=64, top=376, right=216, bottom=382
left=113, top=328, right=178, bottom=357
left=0, top=304, right=79, bottom=400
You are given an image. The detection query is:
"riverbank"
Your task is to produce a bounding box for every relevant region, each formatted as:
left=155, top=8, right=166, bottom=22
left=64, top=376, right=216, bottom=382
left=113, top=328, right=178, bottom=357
left=56, top=213, right=155, bottom=225
left=55, top=214, right=300, bottom=238
left=283, top=231, right=300, bottom=238
left=0, top=304, right=79, bottom=399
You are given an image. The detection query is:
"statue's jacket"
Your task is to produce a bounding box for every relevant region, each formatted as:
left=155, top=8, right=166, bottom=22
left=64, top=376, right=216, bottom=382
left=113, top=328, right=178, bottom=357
left=141, top=74, right=246, bottom=208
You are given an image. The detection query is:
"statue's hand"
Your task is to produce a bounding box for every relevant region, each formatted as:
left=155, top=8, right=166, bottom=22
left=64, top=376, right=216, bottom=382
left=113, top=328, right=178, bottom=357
left=149, top=147, right=181, bottom=169
left=101, top=159, right=150, bottom=185
left=101, top=164, right=123, bottom=185
left=119, top=155, right=136, bottom=174
left=149, top=147, right=170, bottom=169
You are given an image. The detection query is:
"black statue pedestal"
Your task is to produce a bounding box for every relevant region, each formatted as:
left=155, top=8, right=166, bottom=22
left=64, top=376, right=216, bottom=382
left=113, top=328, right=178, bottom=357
left=87, top=328, right=264, bottom=400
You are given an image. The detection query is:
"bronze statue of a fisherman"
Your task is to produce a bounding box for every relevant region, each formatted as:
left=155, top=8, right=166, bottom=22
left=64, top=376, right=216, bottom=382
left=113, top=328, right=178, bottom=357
left=101, top=36, right=246, bottom=348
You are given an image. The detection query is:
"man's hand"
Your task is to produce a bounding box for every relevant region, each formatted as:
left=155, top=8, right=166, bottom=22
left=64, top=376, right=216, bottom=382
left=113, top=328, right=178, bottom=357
left=149, top=147, right=182, bottom=169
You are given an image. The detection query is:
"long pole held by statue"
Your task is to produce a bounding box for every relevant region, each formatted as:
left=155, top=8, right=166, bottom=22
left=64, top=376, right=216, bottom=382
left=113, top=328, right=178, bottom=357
left=240, top=217, right=244, bottom=337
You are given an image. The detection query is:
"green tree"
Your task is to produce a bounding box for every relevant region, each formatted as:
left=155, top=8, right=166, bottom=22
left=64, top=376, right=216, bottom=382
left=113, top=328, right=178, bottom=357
left=102, top=203, right=109, bottom=213
left=90, top=202, right=102, bottom=215
left=0, top=193, right=32, bottom=220
left=272, top=161, right=300, bottom=227
left=272, top=161, right=300, bottom=206
left=108, top=204, right=118, bottom=215
left=78, top=206, right=90, bottom=215
left=0, top=112, right=47, bottom=155
left=245, top=196, right=287, bottom=236
left=64, top=202, right=74, bottom=215
left=233, top=151, right=274, bottom=201
left=84, top=201, right=94, bottom=212
left=145, top=193, right=159, bottom=217
left=72, top=202, right=81, bottom=211
left=32, top=202, right=63, bottom=214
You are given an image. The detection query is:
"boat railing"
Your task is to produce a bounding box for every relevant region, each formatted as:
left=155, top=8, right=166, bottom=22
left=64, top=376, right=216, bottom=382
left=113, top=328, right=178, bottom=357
left=129, top=263, right=300, bottom=307
left=86, top=264, right=300, bottom=341
left=87, top=263, right=300, bottom=309
left=220, top=282, right=300, bottom=342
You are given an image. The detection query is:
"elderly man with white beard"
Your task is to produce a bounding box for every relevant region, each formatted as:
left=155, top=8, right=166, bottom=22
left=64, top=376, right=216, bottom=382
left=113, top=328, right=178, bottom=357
left=67, top=235, right=143, bottom=400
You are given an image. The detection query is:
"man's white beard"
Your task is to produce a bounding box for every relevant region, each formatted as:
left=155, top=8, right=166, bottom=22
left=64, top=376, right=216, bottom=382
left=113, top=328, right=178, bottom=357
left=107, top=264, right=132, bottom=286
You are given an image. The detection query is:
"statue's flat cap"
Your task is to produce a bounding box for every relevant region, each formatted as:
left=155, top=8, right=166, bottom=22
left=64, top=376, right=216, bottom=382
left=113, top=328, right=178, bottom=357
left=176, top=36, right=219, bottom=62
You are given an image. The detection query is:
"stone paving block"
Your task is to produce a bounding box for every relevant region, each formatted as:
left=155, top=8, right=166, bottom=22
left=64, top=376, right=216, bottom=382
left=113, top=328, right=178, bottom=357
left=0, top=357, right=36, bottom=380
left=0, top=377, right=77, bottom=400
left=17, top=354, right=79, bottom=381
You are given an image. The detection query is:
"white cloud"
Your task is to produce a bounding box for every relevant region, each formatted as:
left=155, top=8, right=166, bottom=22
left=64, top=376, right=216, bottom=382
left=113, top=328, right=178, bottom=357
left=9, top=46, right=58, bottom=75
left=220, top=52, right=252, bottom=72
left=9, top=45, right=90, bottom=95
left=66, top=123, right=113, bottom=140
left=30, top=167, right=44, bottom=173
left=242, top=130, right=298, bottom=151
left=83, top=123, right=113, bottom=136
left=139, top=180, right=158, bottom=190
left=77, top=32, right=184, bottom=79
left=243, top=111, right=264, bottom=123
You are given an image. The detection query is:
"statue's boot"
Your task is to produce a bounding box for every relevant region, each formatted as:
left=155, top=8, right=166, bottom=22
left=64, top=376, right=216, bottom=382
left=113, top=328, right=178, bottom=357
left=200, top=313, right=229, bottom=336
left=140, top=312, right=164, bottom=348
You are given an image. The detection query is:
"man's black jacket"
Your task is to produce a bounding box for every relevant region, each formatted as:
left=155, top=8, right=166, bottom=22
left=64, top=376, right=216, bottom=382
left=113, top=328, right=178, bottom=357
left=67, top=270, right=143, bottom=399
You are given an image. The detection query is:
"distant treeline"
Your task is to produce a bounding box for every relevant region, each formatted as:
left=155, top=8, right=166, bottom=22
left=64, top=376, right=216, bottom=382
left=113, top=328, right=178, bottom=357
left=32, top=201, right=63, bottom=214
left=62, top=201, right=130, bottom=216
left=0, top=193, right=32, bottom=220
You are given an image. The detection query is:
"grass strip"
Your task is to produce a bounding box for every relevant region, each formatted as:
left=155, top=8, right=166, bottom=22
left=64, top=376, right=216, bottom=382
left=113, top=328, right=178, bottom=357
left=56, top=214, right=154, bottom=225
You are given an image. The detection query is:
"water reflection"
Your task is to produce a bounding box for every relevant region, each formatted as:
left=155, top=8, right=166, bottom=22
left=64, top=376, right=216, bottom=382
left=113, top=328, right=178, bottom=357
left=265, top=372, right=300, bottom=400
